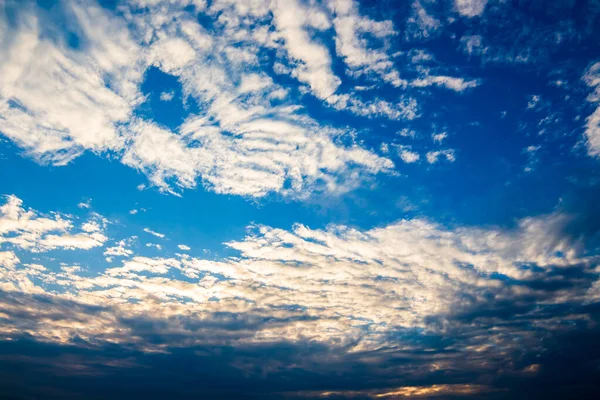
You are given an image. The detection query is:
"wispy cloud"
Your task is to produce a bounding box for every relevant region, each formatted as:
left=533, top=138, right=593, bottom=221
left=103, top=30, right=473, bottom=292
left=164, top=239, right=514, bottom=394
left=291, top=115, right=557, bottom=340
left=143, top=228, right=166, bottom=239
left=583, top=62, right=600, bottom=157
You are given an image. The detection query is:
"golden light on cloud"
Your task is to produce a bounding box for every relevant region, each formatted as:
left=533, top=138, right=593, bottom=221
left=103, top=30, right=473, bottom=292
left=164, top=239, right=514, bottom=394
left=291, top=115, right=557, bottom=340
left=375, top=384, right=485, bottom=398
left=314, top=384, right=493, bottom=399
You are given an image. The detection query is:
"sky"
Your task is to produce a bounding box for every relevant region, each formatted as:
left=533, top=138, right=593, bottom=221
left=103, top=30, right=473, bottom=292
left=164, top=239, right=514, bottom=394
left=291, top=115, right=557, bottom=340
left=1, top=0, right=600, bottom=398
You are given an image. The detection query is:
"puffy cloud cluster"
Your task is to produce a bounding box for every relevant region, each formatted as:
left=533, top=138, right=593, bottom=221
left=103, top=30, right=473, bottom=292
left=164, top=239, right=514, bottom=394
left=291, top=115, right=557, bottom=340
left=0, top=195, right=107, bottom=252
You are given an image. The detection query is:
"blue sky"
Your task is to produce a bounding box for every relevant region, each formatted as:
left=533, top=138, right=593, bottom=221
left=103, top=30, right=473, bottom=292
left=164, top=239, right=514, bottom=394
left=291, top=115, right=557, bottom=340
left=1, top=0, right=600, bottom=398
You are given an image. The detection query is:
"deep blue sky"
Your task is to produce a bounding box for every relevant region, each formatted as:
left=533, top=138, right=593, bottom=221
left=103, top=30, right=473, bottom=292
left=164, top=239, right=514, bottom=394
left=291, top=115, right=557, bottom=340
left=1, top=0, right=600, bottom=398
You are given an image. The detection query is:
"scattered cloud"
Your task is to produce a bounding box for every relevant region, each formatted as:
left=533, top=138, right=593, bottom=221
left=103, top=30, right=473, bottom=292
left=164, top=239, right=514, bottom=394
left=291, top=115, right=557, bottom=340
left=454, top=0, right=488, bottom=18
left=0, top=195, right=108, bottom=252
left=329, top=0, right=405, bottom=87
left=104, top=237, right=136, bottom=262
left=582, top=62, right=600, bottom=157
left=398, top=146, right=420, bottom=163
left=398, top=128, right=416, bottom=138
left=159, top=91, right=175, bottom=101
left=77, top=199, right=92, bottom=209
left=432, top=132, right=447, bottom=143
left=406, top=1, right=441, bottom=40
left=410, top=75, right=479, bottom=92
left=143, top=228, right=166, bottom=239
left=426, top=149, right=455, bottom=163
left=527, top=94, right=542, bottom=110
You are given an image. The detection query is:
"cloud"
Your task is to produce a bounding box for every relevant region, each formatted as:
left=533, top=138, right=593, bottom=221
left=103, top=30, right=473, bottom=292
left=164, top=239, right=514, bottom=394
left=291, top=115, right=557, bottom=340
left=0, top=204, right=593, bottom=353
left=159, top=91, right=175, bottom=101
left=304, top=384, right=493, bottom=398
left=0, top=0, right=497, bottom=200
left=0, top=195, right=108, bottom=252
left=143, top=228, right=166, bottom=239
left=0, top=0, right=143, bottom=165
left=329, top=0, right=406, bottom=87
left=398, top=146, right=420, bottom=163
left=270, top=0, right=339, bottom=100
left=178, top=244, right=191, bottom=251
left=0, top=195, right=598, bottom=398
left=329, top=93, right=419, bottom=120
left=456, top=7, right=580, bottom=66
left=459, top=32, right=534, bottom=65
left=77, top=199, right=92, bottom=209
left=432, top=132, right=447, bottom=143
left=410, top=75, right=479, bottom=92
left=426, top=149, right=455, bottom=163
left=582, top=62, right=600, bottom=157
left=0, top=0, right=400, bottom=199
left=121, top=115, right=394, bottom=198
left=405, top=1, right=441, bottom=40
left=454, top=0, right=488, bottom=18
left=104, top=237, right=136, bottom=262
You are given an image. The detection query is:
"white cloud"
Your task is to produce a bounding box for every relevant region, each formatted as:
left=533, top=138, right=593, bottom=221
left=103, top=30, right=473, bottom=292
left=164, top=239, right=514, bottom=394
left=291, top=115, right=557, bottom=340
left=178, top=244, right=191, bottom=251
left=143, top=228, right=166, bottom=239
left=406, top=1, right=441, bottom=40
left=159, top=91, right=175, bottom=101
left=459, top=34, right=533, bottom=65
left=270, top=0, right=339, bottom=100
left=582, top=62, right=600, bottom=157
left=398, top=128, right=416, bottom=138
left=426, top=149, right=456, bottom=163
left=121, top=114, right=394, bottom=198
left=409, top=48, right=434, bottom=63
left=411, top=75, right=479, bottom=92
left=77, top=199, right=92, bottom=209
left=117, top=1, right=398, bottom=197
left=104, top=237, right=136, bottom=261
left=454, top=0, right=488, bottom=18
left=527, top=94, right=542, bottom=110
left=398, top=146, right=420, bottom=163
left=0, top=195, right=108, bottom=252
left=328, top=0, right=405, bottom=87
left=0, top=1, right=144, bottom=165
left=432, top=132, right=447, bottom=143
left=522, top=145, right=541, bottom=173
left=0, top=251, right=20, bottom=270
left=460, top=35, right=487, bottom=56
left=150, top=37, right=197, bottom=74
left=329, top=94, right=419, bottom=120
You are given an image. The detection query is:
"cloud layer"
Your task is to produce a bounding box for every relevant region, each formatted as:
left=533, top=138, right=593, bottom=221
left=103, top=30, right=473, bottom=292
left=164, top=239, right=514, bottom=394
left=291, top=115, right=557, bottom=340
left=2, top=0, right=600, bottom=398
